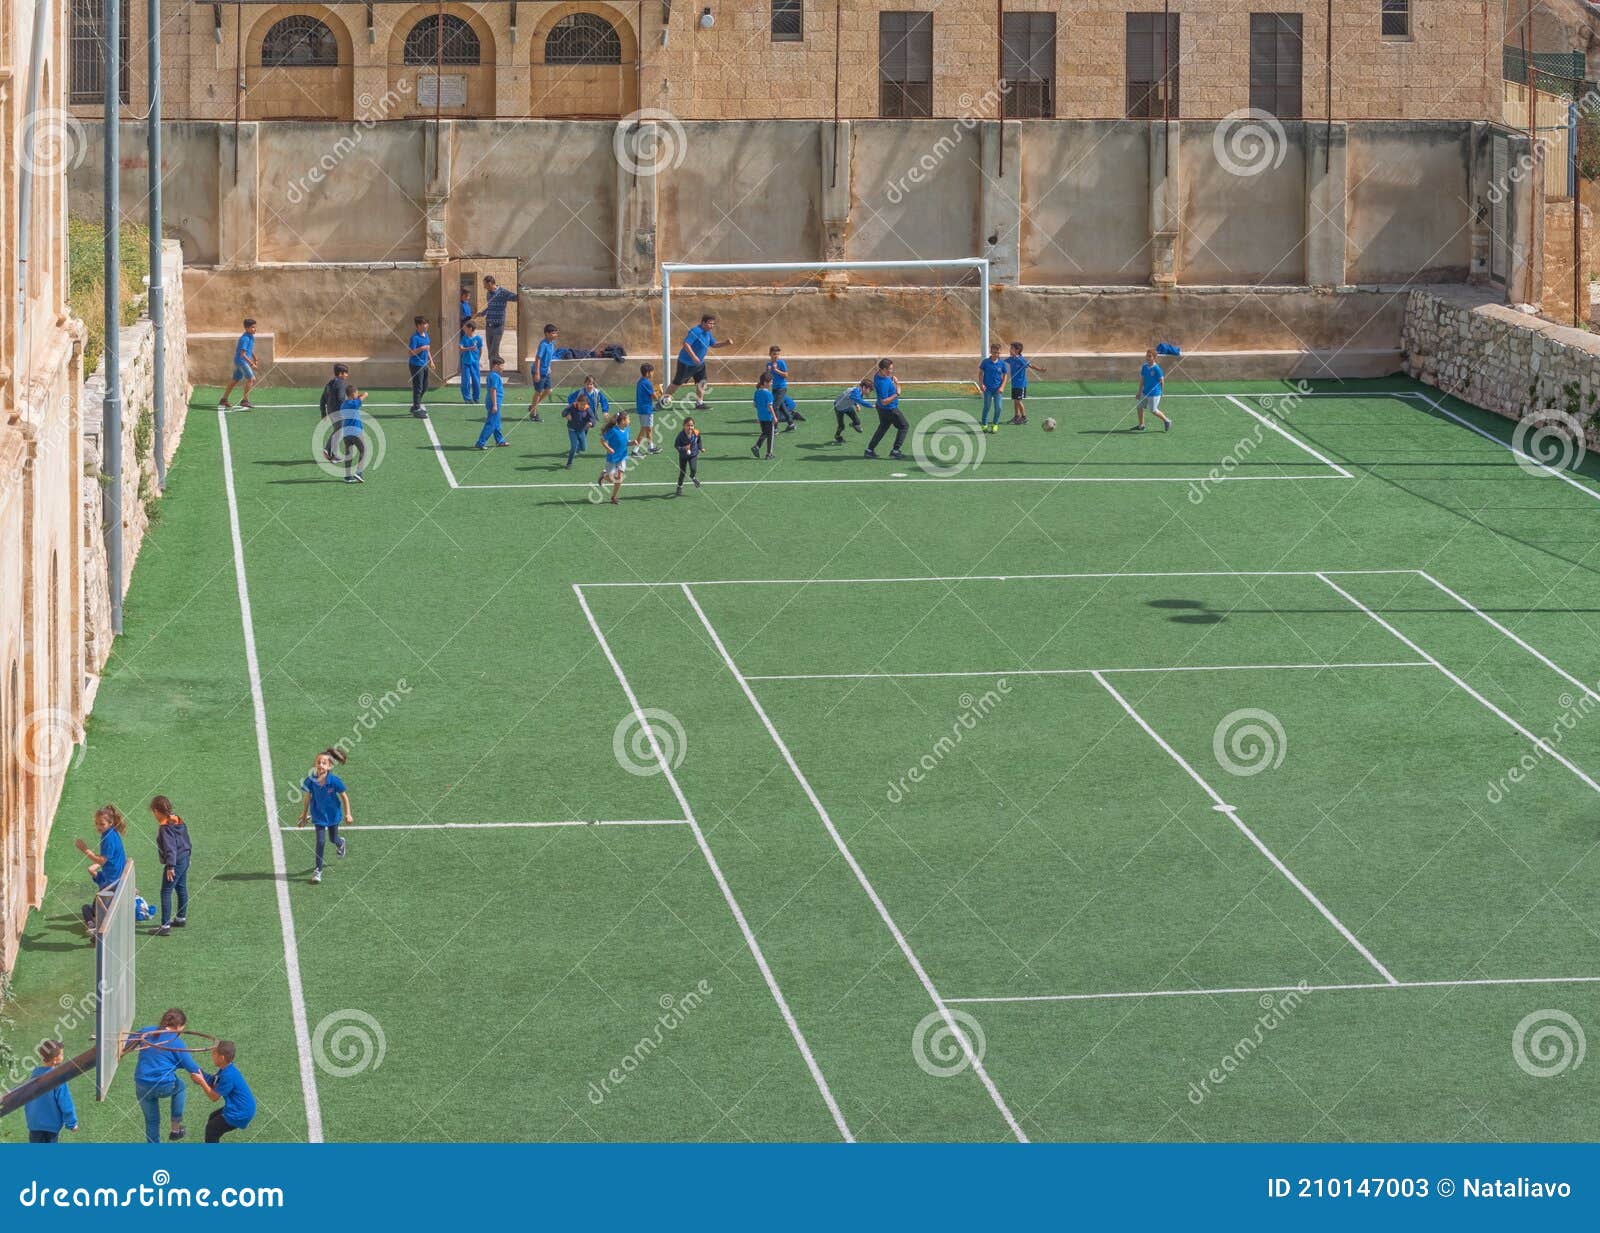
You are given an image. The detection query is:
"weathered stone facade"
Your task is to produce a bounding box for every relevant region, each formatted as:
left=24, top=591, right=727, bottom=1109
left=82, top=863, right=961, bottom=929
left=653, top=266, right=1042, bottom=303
left=78, top=0, right=1502, bottom=124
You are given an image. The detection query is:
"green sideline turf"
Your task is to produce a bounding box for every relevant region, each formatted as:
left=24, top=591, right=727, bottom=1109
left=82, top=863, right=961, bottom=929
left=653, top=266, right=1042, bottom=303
left=4, top=376, right=1600, bottom=1143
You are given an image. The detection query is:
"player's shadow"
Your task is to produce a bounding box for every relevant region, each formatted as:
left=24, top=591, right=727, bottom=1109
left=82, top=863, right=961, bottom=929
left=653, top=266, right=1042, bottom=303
left=1150, top=598, right=1226, bottom=625
left=252, top=458, right=321, bottom=467
left=211, top=869, right=296, bottom=884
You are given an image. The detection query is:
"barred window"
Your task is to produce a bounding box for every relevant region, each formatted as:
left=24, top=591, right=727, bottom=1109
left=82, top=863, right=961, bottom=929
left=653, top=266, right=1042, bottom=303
left=262, top=16, right=339, bottom=68
left=545, top=13, right=623, bottom=64
left=1249, top=13, right=1303, bottom=119
left=70, top=0, right=130, bottom=106
left=404, top=15, right=481, bottom=66
left=772, top=1, right=803, bottom=42
left=1126, top=12, right=1179, bottom=119
left=1381, top=0, right=1409, bottom=39
left=1001, top=11, right=1055, bottom=119
left=880, top=12, right=933, bottom=118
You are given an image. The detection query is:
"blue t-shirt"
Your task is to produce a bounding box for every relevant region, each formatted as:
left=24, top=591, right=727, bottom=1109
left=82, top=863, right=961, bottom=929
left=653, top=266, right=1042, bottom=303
left=24, top=1065, right=77, bottom=1134
left=635, top=378, right=656, bottom=415
left=339, top=397, right=363, bottom=436
left=1007, top=355, right=1032, bottom=388
left=570, top=387, right=609, bottom=417
left=236, top=333, right=255, bottom=361
left=458, top=300, right=473, bottom=335
left=873, top=373, right=899, bottom=410
left=301, top=772, right=347, bottom=828
left=93, top=828, right=126, bottom=889
left=536, top=338, right=556, bottom=380
left=602, top=425, right=629, bottom=465
left=767, top=358, right=789, bottom=390
left=679, top=325, right=715, bottom=366
left=484, top=371, right=505, bottom=414
left=209, top=1063, right=257, bottom=1129
left=1140, top=363, right=1164, bottom=397
left=980, top=357, right=1008, bottom=392
left=130, top=1028, right=201, bottom=1085
left=755, top=388, right=775, bottom=422
left=460, top=335, right=483, bottom=369
left=408, top=332, right=431, bottom=369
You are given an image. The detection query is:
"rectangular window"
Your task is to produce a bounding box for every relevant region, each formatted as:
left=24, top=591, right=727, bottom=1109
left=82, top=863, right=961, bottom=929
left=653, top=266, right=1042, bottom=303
left=70, top=0, right=131, bottom=106
left=1381, top=0, right=1410, bottom=39
left=772, top=0, right=803, bottom=42
left=1126, top=12, right=1179, bottom=119
left=1002, top=12, right=1056, bottom=119
left=1250, top=13, right=1303, bottom=118
left=880, top=11, right=934, bottom=118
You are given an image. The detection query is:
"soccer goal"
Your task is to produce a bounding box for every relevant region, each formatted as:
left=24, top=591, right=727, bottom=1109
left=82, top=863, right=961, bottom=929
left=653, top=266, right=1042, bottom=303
left=659, top=257, right=992, bottom=378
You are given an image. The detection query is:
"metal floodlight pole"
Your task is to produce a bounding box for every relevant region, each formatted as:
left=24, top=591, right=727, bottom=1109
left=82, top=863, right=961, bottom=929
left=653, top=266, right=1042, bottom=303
left=148, top=0, right=166, bottom=488
left=104, top=0, right=125, bottom=635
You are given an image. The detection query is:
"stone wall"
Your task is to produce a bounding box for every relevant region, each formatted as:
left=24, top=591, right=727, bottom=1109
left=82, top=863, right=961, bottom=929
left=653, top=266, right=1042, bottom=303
left=1542, top=200, right=1597, bottom=328
left=81, top=241, right=194, bottom=677
left=1403, top=285, right=1600, bottom=437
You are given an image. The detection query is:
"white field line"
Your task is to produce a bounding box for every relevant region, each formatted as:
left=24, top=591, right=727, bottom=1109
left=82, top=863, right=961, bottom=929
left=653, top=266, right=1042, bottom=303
left=454, top=474, right=1345, bottom=492
left=948, top=974, right=1600, bottom=1006
left=1092, top=670, right=1399, bottom=986
left=1316, top=573, right=1600, bottom=797
left=578, top=569, right=1424, bottom=590
left=1413, top=571, right=1600, bottom=706
left=422, top=415, right=460, bottom=488
left=744, top=662, right=1431, bottom=683
left=217, top=408, right=325, bottom=1143
left=275, top=819, right=688, bottom=833
left=680, top=583, right=1030, bottom=1142
left=572, top=585, right=853, bottom=1142
left=1224, top=394, right=1353, bottom=478
left=1413, top=390, right=1600, bottom=503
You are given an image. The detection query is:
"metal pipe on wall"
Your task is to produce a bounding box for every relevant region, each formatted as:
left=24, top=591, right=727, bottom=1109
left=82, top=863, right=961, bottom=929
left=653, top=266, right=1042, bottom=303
left=104, top=0, right=125, bottom=635
left=149, top=0, right=166, bottom=489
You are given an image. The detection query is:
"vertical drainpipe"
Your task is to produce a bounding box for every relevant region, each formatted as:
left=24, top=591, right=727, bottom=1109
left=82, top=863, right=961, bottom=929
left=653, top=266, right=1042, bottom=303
left=105, top=0, right=125, bottom=636
left=149, top=0, right=166, bottom=489
left=15, top=0, right=50, bottom=403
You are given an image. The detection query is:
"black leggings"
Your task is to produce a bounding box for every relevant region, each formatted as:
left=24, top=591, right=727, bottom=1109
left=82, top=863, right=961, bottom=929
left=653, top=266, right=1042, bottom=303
left=835, top=408, right=861, bottom=436
left=410, top=366, right=430, bottom=409
left=205, top=1109, right=240, bottom=1143
left=678, top=455, right=698, bottom=484
left=755, top=423, right=775, bottom=455
left=868, top=408, right=909, bottom=452
left=341, top=435, right=365, bottom=475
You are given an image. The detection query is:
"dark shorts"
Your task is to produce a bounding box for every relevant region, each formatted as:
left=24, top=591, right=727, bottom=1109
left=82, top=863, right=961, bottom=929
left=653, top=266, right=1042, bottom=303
left=672, top=361, right=707, bottom=387
left=533, top=375, right=552, bottom=392
left=1012, top=385, right=1028, bottom=399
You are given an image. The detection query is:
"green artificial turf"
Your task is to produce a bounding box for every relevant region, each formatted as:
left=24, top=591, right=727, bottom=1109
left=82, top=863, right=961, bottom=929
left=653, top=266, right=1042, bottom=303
left=4, top=375, right=1600, bottom=1144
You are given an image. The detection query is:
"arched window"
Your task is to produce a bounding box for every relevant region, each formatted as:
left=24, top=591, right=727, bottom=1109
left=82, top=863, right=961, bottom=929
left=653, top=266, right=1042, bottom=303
left=545, top=13, right=622, bottom=65
left=404, top=14, right=481, bottom=66
left=261, top=16, right=340, bottom=68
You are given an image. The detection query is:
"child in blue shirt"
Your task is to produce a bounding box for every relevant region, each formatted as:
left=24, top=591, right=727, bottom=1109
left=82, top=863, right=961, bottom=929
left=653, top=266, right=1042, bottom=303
left=76, top=804, right=128, bottom=936
left=337, top=389, right=367, bottom=482
left=24, top=1041, right=78, bottom=1142
left=632, top=363, right=662, bottom=457
left=831, top=379, right=871, bottom=444
left=475, top=358, right=510, bottom=449
left=979, top=343, right=1009, bottom=433
left=296, top=747, right=351, bottom=884
left=459, top=320, right=484, bottom=404
left=864, top=359, right=908, bottom=460
left=598, top=412, right=631, bottom=505
left=751, top=373, right=778, bottom=459
left=1007, top=342, right=1045, bottom=425
left=219, top=318, right=257, bottom=410
left=767, top=346, right=804, bottom=430
left=1133, top=346, right=1173, bottom=432
left=194, top=1040, right=256, bottom=1143
left=128, top=1008, right=202, bottom=1142
left=563, top=392, right=595, bottom=467
left=530, top=324, right=559, bottom=421
left=407, top=317, right=433, bottom=419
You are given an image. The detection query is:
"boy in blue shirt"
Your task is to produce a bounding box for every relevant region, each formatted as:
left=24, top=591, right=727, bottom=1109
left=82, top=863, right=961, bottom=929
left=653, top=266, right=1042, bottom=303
left=459, top=320, right=484, bottom=404
left=475, top=358, right=510, bottom=449
left=296, top=747, right=352, bottom=884
left=979, top=343, right=1009, bottom=433
left=831, top=379, right=872, bottom=444
left=1007, top=341, right=1045, bottom=425
left=218, top=318, right=257, bottom=410
left=458, top=287, right=474, bottom=344
left=338, top=388, right=367, bottom=482
left=1133, top=346, right=1173, bottom=432
left=751, top=372, right=777, bottom=459
left=563, top=392, right=596, bottom=467
left=529, top=323, right=559, bottom=422
left=665, top=314, right=732, bottom=410
left=864, top=359, right=908, bottom=460
left=194, top=1040, right=256, bottom=1143
left=767, top=345, right=804, bottom=430
left=632, top=363, right=662, bottom=457
left=598, top=411, right=631, bottom=505
left=407, top=316, right=434, bottom=419
left=24, top=1041, right=78, bottom=1142
left=128, top=1008, right=202, bottom=1142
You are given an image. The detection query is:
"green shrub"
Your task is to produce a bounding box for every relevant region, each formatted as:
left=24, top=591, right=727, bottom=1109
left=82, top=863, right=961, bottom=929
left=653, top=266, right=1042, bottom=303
left=69, top=216, right=150, bottom=376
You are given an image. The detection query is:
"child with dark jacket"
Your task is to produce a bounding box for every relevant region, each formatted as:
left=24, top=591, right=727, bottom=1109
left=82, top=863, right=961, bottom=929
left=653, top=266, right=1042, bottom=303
left=674, top=417, right=704, bottom=495
left=150, top=796, right=192, bottom=936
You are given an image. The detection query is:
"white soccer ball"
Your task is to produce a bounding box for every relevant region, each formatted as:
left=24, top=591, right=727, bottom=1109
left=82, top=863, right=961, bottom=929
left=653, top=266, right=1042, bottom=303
left=1042, top=417, right=1058, bottom=432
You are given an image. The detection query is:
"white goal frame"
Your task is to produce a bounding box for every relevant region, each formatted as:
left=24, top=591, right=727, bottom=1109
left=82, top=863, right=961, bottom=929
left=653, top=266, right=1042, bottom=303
left=659, top=258, right=992, bottom=377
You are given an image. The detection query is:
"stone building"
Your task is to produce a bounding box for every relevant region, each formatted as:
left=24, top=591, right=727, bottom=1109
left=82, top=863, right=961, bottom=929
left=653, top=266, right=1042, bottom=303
left=71, top=1, right=1501, bottom=125
left=1, top=0, right=88, bottom=971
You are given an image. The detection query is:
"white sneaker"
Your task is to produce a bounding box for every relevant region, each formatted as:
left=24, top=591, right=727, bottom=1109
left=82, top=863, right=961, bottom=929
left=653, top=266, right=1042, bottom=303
left=310, top=868, right=322, bottom=884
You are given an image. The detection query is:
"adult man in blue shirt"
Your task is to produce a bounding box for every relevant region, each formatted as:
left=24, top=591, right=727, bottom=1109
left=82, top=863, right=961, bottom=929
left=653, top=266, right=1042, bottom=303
left=529, top=323, right=559, bottom=421
left=219, top=318, right=257, bottom=410
left=664, top=313, right=732, bottom=411
left=864, top=358, right=909, bottom=460
left=474, top=274, right=519, bottom=368
left=407, top=316, right=435, bottom=419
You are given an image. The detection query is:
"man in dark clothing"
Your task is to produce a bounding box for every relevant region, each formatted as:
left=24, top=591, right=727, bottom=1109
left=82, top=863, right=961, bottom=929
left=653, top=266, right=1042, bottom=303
left=475, top=275, right=519, bottom=368
left=318, top=363, right=352, bottom=462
